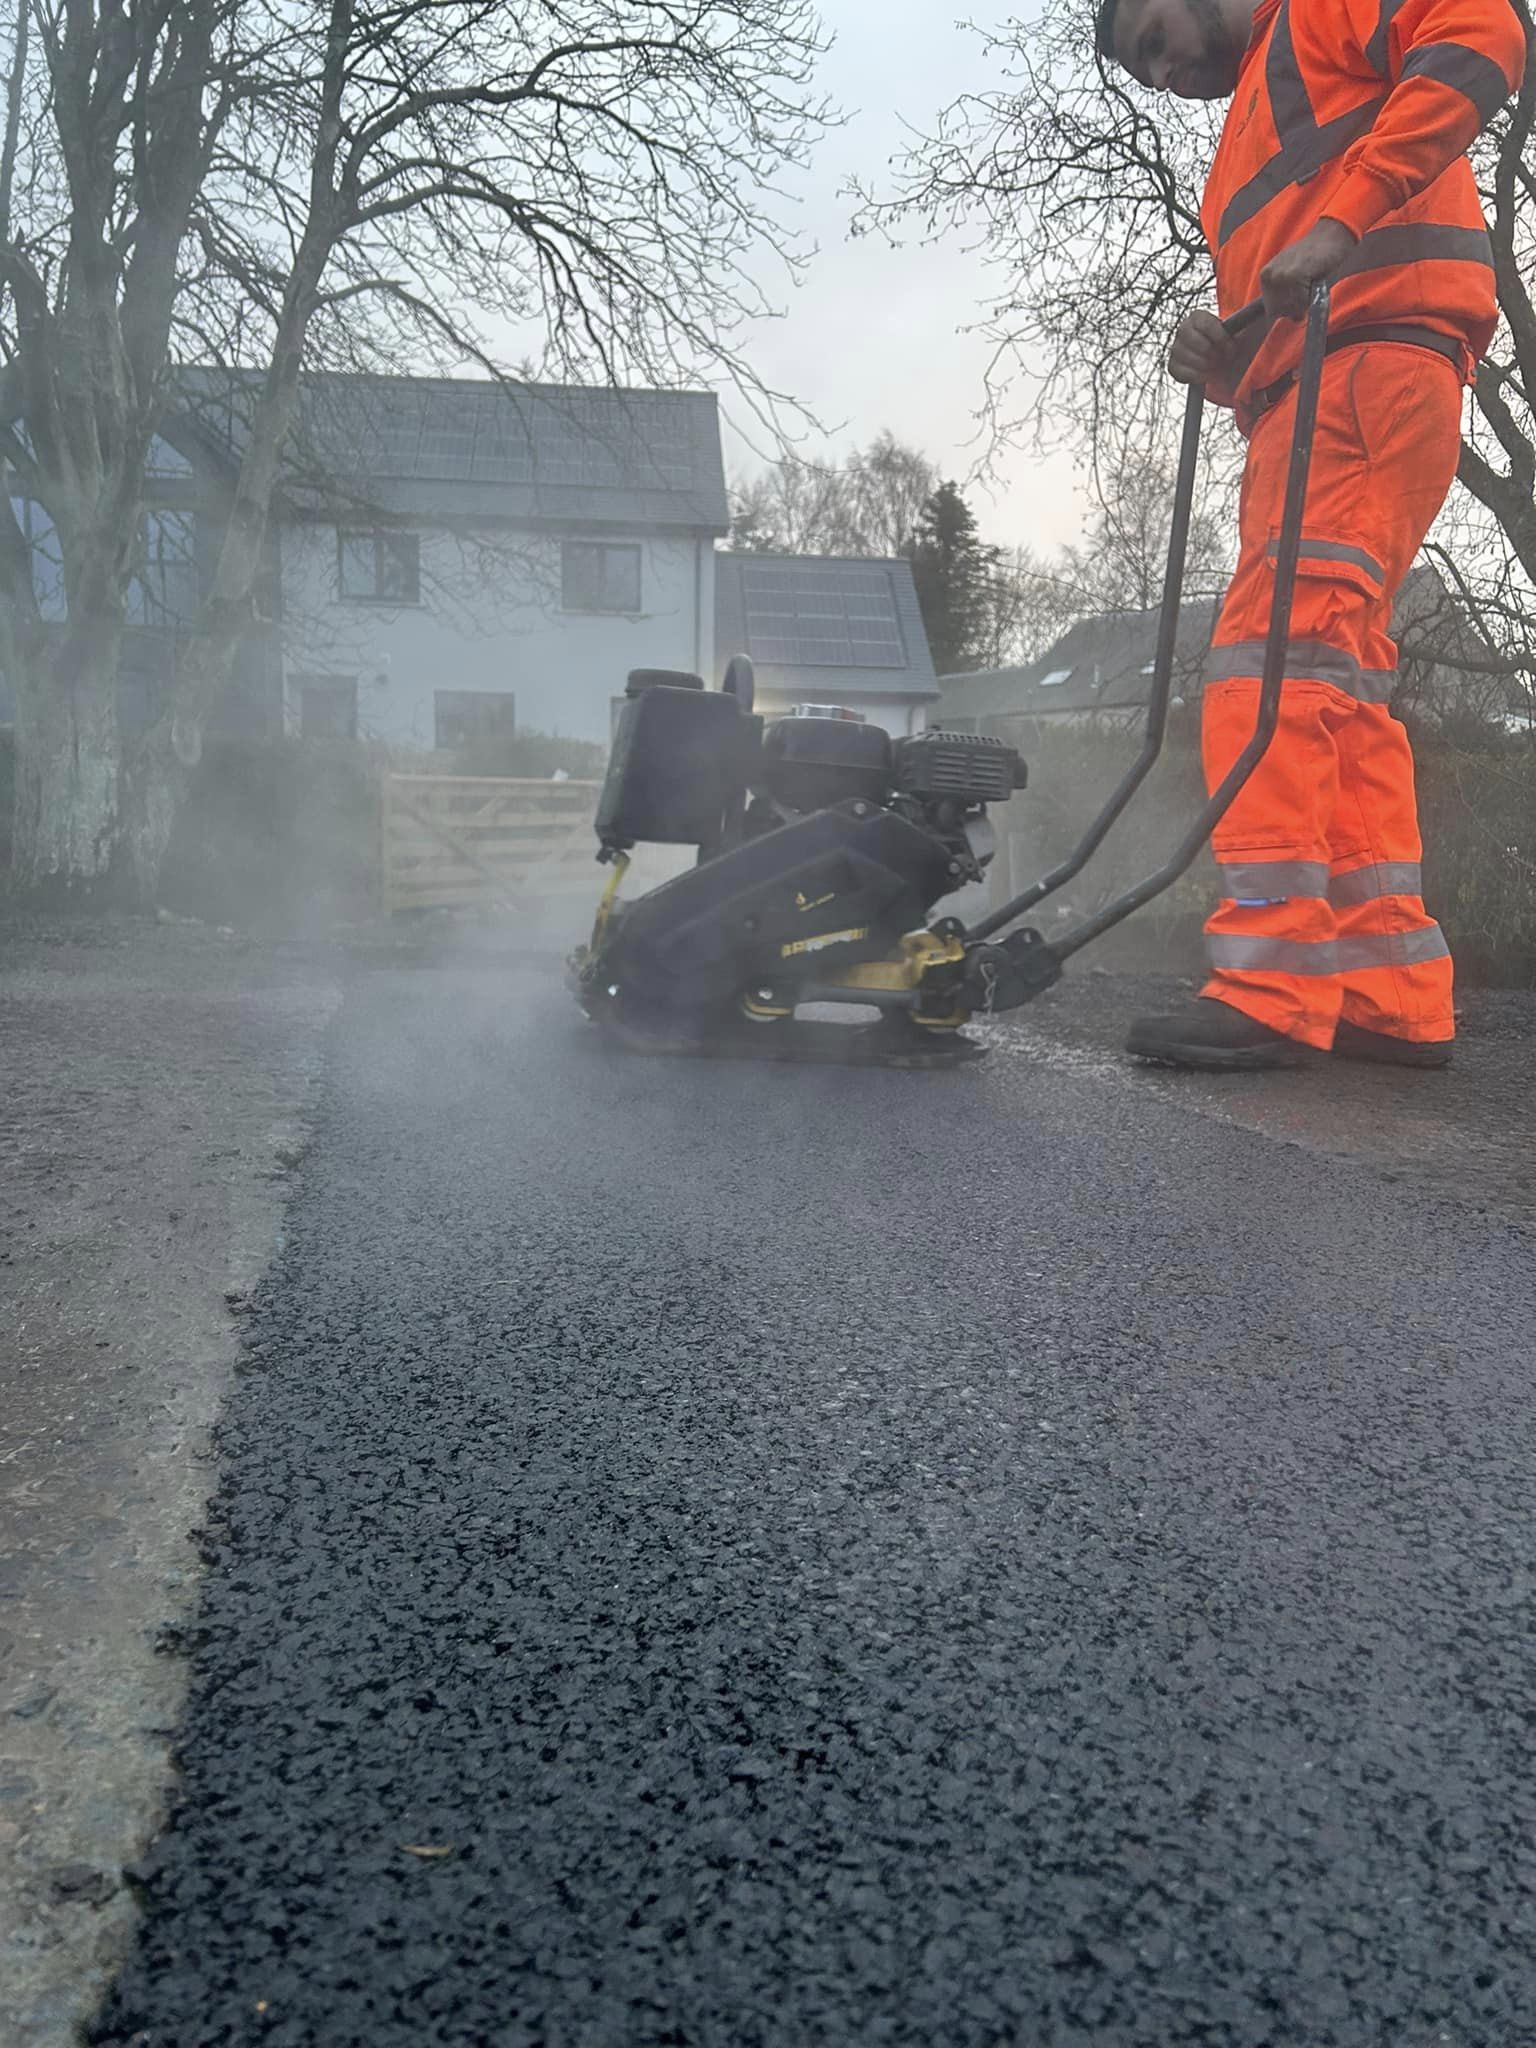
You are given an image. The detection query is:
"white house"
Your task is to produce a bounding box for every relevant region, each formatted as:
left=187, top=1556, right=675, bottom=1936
left=172, top=369, right=729, bottom=750
left=6, top=385, right=951, bottom=760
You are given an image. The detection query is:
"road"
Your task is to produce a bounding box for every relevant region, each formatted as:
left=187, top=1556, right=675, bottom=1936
left=0, top=919, right=336, bottom=2048
left=93, top=962, right=1536, bottom=2047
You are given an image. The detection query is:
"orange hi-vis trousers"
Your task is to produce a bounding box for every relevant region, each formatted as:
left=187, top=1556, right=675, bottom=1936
left=1201, top=341, right=1461, bottom=1049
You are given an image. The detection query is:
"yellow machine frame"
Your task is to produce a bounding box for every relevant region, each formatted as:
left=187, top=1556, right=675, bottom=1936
left=740, top=928, right=970, bottom=1031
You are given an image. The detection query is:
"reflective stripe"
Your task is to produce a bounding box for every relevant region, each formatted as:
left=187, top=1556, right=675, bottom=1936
left=1209, top=924, right=1450, bottom=975
left=1267, top=2, right=1314, bottom=133
left=1217, top=1, right=1390, bottom=245
left=1219, top=105, right=1382, bottom=245
left=1338, top=223, right=1496, bottom=278
left=1221, top=0, right=1505, bottom=247
left=1400, top=41, right=1510, bottom=124
left=1203, top=639, right=1397, bottom=703
left=1265, top=537, right=1386, bottom=585
left=1367, top=0, right=1414, bottom=72
left=1208, top=934, right=1340, bottom=975
left=1219, top=859, right=1331, bottom=899
left=1329, top=860, right=1424, bottom=906
left=1336, top=924, right=1450, bottom=972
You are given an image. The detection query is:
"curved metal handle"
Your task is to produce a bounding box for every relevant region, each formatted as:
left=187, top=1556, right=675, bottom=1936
left=964, top=299, right=1220, bottom=942
left=1050, top=280, right=1333, bottom=961
left=964, top=281, right=1330, bottom=957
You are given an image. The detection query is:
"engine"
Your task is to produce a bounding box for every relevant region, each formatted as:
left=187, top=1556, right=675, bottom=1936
left=595, top=666, right=1025, bottom=899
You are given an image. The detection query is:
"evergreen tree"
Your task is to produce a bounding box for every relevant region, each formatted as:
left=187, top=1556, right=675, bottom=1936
left=907, top=482, right=1001, bottom=674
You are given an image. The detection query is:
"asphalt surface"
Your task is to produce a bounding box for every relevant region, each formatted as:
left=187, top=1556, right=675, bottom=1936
left=992, top=971, right=1536, bottom=1231
left=0, top=917, right=336, bottom=2048
left=95, top=964, right=1536, bottom=2047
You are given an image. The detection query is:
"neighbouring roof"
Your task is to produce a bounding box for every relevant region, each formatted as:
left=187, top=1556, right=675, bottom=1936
left=940, top=600, right=1220, bottom=723
left=938, top=566, right=1477, bottom=724
left=168, top=368, right=729, bottom=533
left=714, top=552, right=940, bottom=703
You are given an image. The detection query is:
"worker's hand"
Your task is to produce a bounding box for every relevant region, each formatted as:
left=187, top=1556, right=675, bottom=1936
left=1259, top=218, right=1357, bottom=322
left=1167, top=310, right=1240, bottom=388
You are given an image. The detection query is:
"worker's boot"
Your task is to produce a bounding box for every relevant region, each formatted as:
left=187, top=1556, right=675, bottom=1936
left=1332, top=1019, right=1453, bottom=1068
left=1125, top=997, right=1314, bottom=1071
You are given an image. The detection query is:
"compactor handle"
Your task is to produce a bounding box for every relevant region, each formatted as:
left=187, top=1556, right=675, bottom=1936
left=1050, top=280, right=1332, bottom=959
left=964, top=300, right=1250, bottom=943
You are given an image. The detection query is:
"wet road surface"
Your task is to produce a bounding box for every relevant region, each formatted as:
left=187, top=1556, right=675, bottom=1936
left=95, top=966, right=1536, bottom=2046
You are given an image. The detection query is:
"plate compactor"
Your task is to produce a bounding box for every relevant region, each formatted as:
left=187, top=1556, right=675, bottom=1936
left=569, top=289, right=1330, bottom=1070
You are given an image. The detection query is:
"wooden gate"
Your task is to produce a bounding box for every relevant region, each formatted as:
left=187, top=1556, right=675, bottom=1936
left=381, top=773, right=603, bottom=915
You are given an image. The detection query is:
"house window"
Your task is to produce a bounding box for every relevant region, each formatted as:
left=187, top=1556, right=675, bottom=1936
left=8, top=497, right=66, bottom=621
left=9, top=501, right=198, bottom=628
left=434, top=690, right=517, bottom=751
left=338, top=529, right=420, bottom=604
left=127, top=509, right=198, bottom=627
left=296, top=674, right=357, bottom=740
left=562, top=541, right=641, bottom=615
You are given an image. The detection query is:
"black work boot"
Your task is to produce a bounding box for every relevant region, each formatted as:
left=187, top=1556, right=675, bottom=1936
left=1125, top=997, right=1314, bottom=1071
left=1332, top=1019, right=1453, bottom=1068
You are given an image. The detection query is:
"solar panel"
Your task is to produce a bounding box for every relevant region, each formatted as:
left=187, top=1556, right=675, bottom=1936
left=416, top=391, right=478, bottom=472
left=285, top=380, right=706, bottom=509
left=740, top=562, right=907, bottom=670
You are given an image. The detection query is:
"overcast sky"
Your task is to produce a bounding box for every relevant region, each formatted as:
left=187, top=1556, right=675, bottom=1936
left=716, top=0, right=1088, bottom=554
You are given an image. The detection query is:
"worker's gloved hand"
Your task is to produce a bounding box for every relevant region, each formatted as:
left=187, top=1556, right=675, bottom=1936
left=1259, top=218, right=1357, bottom=321
left=1167, top=310, right=1240, bottom=388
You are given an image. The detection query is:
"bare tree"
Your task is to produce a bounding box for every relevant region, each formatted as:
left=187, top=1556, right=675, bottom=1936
left=0, top=0, right=259, bottom=892
left=1059, top=454, right=1231, bottom=616
left=969, top=452, right=1232, bottom=671
left=728, top=455, right=857, bottom=553
left=1, top=0, right=830, bottom=898
left=1397, top=544, right=1536, bottom=729
left=854, top=13, right=1217, bottom=486
left=728, top=430, right=938, bottom=556
left=971, top=546, right=1087, bottom=669
left=842, top=431, right=938, bottom=556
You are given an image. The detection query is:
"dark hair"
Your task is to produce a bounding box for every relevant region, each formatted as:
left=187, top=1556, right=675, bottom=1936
left=1095, top=0, right=1125, bottom=62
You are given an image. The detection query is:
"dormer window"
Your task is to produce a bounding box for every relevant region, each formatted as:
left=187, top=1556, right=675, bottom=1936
left=146, top=435, right=192, bottom=479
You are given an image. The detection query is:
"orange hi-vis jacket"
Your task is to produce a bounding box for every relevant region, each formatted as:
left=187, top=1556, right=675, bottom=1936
left=1202, top=0, right=1527, bottom=415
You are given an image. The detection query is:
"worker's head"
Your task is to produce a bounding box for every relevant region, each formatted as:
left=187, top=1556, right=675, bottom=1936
left=1095, top=0, right=1253, bottom=98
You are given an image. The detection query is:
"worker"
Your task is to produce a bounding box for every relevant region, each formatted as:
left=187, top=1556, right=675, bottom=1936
left=1097, top=0, right=1525, bottom=1068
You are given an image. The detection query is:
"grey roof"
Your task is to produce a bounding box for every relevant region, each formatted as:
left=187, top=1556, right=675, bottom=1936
left=168, top=368, right=728, bottom=533
left=938, top=565, right=1474, bottom=726
left=940, top=601, right=1220, bottom=723
left=714, top=552, right=940, bottom=702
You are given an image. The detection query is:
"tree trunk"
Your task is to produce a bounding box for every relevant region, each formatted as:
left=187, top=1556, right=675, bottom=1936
left=118, top=720, right=192, bottom=908
left=118, top=616, right=243, bottom=904
left=9, top=622, right=123, bottom=898
left=117, top=294, right=315, bottom=903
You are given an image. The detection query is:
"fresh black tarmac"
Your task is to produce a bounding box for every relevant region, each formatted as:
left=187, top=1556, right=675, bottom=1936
left=95, top=967, right=1536, bottom=2047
